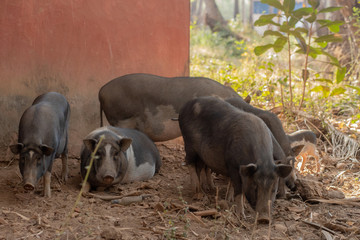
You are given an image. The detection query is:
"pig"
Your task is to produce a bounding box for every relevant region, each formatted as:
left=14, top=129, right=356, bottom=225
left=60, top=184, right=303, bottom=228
left=178, top=96, right=292, bottom=223
left=288, top=130, right=319, bottom=172
left=10, top=92, right=70, bottom=197
left=99, top=73, right=239, bottom=142
left=288, top=130, right=317, bottom=156
left=80, top=126, right=161, bottom=190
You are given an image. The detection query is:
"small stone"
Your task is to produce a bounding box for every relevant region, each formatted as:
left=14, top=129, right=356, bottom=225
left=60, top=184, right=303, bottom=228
left=152, top=202, right=165, bottom=212
left=274, top=223, right=287, bottom=233
left=336, top=162, right=347, bottom=169
left=327, top=189, right=345, bottom=199
left=100, top=227, right=122, bottom=240
left=217, top=200, right=229, bottom=210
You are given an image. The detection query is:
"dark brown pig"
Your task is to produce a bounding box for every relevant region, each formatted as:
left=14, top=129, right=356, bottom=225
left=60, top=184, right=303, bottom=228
left=178, top=96, right=292, bottom=223
left=99, top=73, right=239, bottom=142
left=80, top=126, right=161, bottom=190
left=10, top=92, right=70, bottom=197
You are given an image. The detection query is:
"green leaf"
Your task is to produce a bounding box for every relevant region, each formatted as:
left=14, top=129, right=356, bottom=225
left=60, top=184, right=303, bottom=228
left=311, top=85, right=331, bottom=98
left=317, top=41, right=328, bottom=48
left=307, top=46, right=322, bottom=59
left=254, top=44, right=273, bottom=56
left=314, top=78, right=333, bottom=84
left=320, top=50, right=341, bottom=67
left=263, top=30, right=284, bottom=38
left=295, top=27, right=309, bottom=34
left=289, top=17, right=299, bottom=27
left=319, top=7, right=342, bottom=13
left=261, top=0, right=284, bottom=11
left=317, top=20, right=344, bottom=33
left=273, top=36, right=287, bottom=52
left=315, top=34, right=343, bottom=43
left=317, top=19, right=332, bottom=26
left=330, top=87, right=346, bottom=96
left=254, top=14, right=278, bottom=26
left=293, top=7, right=313, bottom=18
left=283, top=0, right=296, bottom=16
left=290, top=30, right=307, bottom=52
left=279, top=22, right=291, bottom=33
left=336, top=66, right=346, bottom=84
left=308, top=0, right=320, bottom=9
left=346, top=85, right=360, bottom=95
left=306, top=13, right=317, bottom=23
left=329, top=24, right=340, bottom=33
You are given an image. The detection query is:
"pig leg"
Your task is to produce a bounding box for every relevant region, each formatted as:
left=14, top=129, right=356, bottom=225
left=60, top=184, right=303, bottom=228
left=235, top=194, right=245, bottom=218
left=188, top=164, right=200, bottom=196
left=199, top=166, right=215, bottom=192
left=277, top=178, right=286, bottom=199
left=43, top=171, right=52, bottom=197
left=226, top=180, right=234, bottom=202
left=205, top=167, right=215, bottom=191
left=61, top=152, right=68, bottom=183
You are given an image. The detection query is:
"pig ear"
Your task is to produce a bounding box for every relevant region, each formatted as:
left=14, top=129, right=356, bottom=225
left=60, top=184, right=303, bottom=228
left=9, top=143, right=24, bottom=154
left=40, top=144, right=54, bottom=156
left=240, top=163, right=257, bottom=177
left=118, top=138, right=132, bottom=152
left=83, top=139, right=98, bottom=152
left=275, top=164, right=293, bottom=178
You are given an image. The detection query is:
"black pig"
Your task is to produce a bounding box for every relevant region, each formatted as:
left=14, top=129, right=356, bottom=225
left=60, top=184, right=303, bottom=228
left=10, top=92, right=70, bottom=197
left=80, top=126, right=161, bottom=190
left=179, top=96, right=292, bottom=222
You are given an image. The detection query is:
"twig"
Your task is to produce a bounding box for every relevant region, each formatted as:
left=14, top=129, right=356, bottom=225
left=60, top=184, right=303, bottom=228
left=267, top=200, right=271, bottom=240
left=302, top=220, right=338, bottom=235
left=303, top=118, right=332, bottom=147
left=110, top=195, right=152, bottom=206
left=193, top=209, right=218, bottom=217
left=17, top=230, right=44, bottom=239
left=306, top=198, right=360, bottom=207
left=61, top=134, right=105, bottom=231
left=85, top=192, right=152, bottom=201
left=215, top=186, right=219, bottom=210
left=187, top=211, right=207, bottom=227
left=251, top=212, right=259, bottom=240
left=2, top=210, right=30, bottom=221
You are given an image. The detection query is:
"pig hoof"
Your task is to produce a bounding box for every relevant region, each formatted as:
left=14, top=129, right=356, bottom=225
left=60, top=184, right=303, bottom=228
left=192, top=192, right=204, bottom=200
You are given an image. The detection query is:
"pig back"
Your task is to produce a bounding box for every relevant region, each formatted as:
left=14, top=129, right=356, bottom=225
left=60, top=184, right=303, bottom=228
left=179, top=96, right=274, bottom=175
left=18, top=92, right=70, bottom=154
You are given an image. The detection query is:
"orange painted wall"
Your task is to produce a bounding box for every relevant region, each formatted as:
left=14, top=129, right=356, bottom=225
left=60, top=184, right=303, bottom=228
left=0, top=0, right=189, bottom=153
left=0, top=0, right=189, bottom=91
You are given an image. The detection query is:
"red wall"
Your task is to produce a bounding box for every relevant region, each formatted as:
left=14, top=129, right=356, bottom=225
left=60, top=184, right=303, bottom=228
left=0, top=0, right=189, bottom=154
left=0, top=0, right=189, bottom=91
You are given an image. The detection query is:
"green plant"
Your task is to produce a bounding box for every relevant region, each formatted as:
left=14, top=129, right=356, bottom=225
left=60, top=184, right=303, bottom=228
left=254, top=0, right=345, bottom=112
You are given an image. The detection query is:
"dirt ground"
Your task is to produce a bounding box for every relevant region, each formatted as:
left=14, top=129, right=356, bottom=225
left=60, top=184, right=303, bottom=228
left=0, top=135, right=359, bottom=239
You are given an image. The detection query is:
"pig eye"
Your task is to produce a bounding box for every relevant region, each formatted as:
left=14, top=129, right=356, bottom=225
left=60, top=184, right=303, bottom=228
left=36, top=156, right=42, bottom=165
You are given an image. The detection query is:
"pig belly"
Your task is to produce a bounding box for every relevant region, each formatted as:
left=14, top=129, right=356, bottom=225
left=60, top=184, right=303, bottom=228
left=121, top=160, right=156, bottom=184
left=200, top=145, right=228, bottom=176
left=142, top=105, right=181, bottom=141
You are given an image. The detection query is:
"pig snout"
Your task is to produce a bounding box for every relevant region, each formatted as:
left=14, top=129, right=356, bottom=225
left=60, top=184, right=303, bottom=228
left=257, top=213, right=270, bottom=224
left=103, top=174, right=115, bottom=184
left=23, top=182, right=35, bottom=191
left=22, top=168, right=37, bottom=191
left=256, top=200, right=272, bottom=224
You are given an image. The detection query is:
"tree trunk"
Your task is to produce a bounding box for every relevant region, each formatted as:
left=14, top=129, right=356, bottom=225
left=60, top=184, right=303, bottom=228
left=249, top=0, right=253, bottom=28
left=241, top=0, right=246, bottom=25
left=332, top=0, right=360, bottom=80
left=234, top=0, right=239, bottom=19
left=204, top=0, right=244, bottom=40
